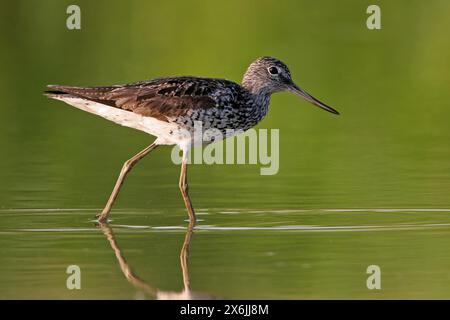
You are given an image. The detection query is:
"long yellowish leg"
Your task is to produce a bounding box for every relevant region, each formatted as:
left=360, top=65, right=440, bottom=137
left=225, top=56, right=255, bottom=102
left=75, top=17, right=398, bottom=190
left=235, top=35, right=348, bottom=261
left=178, top=152, right=196, bottom=224
left=97, top=142, right=158, bottom=223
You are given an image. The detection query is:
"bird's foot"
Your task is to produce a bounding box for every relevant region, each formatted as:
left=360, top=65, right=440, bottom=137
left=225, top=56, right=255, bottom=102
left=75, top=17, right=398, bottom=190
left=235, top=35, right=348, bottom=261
left=95, top=212, right=109, bottom=224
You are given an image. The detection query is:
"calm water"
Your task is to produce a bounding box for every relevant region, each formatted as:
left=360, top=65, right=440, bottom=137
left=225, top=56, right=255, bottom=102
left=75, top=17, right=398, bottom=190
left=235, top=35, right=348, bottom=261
left=0, top=1, right=449, bottom=299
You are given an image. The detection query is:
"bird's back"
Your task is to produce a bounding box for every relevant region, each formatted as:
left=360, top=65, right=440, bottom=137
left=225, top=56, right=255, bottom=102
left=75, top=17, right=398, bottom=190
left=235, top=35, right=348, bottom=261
left=46, top=77, right=244, bottom=120
left=45, top=76, right=270, bottom=144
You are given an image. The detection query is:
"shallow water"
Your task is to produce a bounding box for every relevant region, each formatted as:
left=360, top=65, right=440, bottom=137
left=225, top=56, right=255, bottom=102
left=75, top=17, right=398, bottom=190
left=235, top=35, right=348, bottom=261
left=0, top=1, right=450, bottom=299
left=2, top=208, right=450, bottom=299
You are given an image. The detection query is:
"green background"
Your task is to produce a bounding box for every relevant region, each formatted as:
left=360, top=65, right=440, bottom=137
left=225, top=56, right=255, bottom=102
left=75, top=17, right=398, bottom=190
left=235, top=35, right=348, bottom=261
left=0, top=0, right=449, bottom=299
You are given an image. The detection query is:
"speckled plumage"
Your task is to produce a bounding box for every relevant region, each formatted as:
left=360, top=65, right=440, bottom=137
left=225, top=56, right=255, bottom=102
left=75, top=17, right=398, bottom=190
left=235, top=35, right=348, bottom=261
left=46, top=57, right=337, bottom=147
left=44, top=56, right=339, bottom=224
left=46, top=76, right=270, bottom=145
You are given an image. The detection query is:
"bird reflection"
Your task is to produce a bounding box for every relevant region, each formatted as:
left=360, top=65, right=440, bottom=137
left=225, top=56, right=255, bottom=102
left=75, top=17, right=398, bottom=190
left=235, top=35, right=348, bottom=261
left=98, top=221, right=217, bottom=300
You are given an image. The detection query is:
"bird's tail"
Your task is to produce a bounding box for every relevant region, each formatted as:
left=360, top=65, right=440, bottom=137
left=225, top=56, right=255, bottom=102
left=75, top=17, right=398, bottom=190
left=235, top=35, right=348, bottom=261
left=44, top=84, right=118, bottom=99
left=43, top=84, right=155, bottom=135
left=44, top=85, right=82, bottom=100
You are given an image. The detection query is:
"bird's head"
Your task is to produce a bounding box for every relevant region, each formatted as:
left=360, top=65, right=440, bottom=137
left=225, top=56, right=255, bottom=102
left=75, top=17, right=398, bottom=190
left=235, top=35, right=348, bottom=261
left=242, top=56, right=339, bottom=115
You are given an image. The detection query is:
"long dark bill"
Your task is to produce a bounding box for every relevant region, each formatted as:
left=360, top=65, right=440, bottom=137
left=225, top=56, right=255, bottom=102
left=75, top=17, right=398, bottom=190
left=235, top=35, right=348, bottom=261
left=289, top=84, right=340, bottom=115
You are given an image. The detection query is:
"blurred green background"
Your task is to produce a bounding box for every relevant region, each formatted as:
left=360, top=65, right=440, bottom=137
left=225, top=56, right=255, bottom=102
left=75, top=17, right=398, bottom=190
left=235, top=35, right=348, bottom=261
left=0, top=0, right=449, bottom=299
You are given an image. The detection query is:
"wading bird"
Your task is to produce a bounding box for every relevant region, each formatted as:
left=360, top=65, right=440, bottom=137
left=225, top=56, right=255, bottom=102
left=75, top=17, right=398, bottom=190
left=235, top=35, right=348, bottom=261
left=45, top=56, right=339, bottom=224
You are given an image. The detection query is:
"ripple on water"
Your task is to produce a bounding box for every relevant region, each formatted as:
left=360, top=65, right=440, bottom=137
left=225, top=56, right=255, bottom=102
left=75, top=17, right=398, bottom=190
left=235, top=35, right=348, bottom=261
left=0, top=208, right=449, bottom=234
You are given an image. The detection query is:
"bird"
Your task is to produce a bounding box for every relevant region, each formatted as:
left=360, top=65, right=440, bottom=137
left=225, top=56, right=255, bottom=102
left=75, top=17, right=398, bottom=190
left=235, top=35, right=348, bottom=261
left=44, top=56, right=339, bottom=224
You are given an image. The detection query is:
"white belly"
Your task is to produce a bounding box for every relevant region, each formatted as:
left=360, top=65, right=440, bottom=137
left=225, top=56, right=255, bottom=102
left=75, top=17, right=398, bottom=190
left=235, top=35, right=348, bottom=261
left=54, top=96, right=189, bottom=146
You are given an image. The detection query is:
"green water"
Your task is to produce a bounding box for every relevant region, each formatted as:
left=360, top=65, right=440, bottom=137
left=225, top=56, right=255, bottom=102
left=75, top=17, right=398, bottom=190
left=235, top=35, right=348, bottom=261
left=0, top=0, right=449, bottom=299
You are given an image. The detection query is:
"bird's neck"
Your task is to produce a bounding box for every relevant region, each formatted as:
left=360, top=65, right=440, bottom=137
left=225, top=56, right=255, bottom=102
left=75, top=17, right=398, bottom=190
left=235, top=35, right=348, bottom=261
left=241, top=79, right=272, bottom=123
left=241, top=79, right=272, bottom=107
left=252, top=91, right=271, bottom=109
left=242, top=78, right=272, bottom=96
left=245, top=91, right=271, bottom=125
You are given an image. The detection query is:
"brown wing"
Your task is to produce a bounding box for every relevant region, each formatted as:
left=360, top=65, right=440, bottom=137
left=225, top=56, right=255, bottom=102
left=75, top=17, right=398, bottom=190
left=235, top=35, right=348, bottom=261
left=46, top=77, right=238, bottom=122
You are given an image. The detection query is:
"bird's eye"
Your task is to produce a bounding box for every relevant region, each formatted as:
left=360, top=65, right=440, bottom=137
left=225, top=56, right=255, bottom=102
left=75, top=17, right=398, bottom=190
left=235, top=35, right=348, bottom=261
left=268, top=66, right=279, bottom=75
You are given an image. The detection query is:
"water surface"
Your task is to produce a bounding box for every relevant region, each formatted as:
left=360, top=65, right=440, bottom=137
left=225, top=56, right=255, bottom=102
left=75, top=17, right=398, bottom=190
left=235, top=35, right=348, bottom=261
left=1, top=208, right=450, bottom=299
left=0, top=0, right=449, bottom=299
